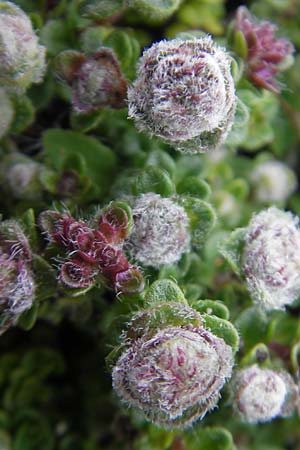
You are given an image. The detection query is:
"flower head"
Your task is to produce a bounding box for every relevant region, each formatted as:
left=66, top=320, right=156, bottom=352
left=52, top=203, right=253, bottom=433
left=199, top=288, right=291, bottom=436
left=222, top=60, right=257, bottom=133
left=242, top=207, right=300, bottom=310
left=234, top=6, right=294, bottom=92
left=128, top=36, right=236, bottom=153
left=250, top=160, right=297, bottom=203
left=127, top=193, right=190, bottom=268
left=0, top=220, right=35, bottom=335
left=112, top=306, right=233, bottom=428
left=232, top=365, right=299, bottom=423
left=0, top=1, right=46, bottom=92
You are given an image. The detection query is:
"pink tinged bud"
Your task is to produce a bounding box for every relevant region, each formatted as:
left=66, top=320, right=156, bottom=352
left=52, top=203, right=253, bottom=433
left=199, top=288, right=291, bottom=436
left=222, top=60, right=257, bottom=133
left=1, top=253, right=35, bottom=335
left=235, top=6, right=294, bottom=93
left=112, top=325, right=233, bottom=428
left=97, top=245, right=129, bottom=278
left=0, top=220, right=32, bottom=263
left=242, top=207, right=300, bottom=310
left=128, top=193, right=190, bottom=268
left=0, top=1, right=46, bottom=92
left=59, top=258, right=97, bottom=288
left=128, top=36, right=236, bottom=153
left=98, top=206, right=129, bottom=244
left=71, top=48, right=127, bottom=113
left=114, top=265, right=144, bottom=294
left=232, top=365, right=299, bottom=424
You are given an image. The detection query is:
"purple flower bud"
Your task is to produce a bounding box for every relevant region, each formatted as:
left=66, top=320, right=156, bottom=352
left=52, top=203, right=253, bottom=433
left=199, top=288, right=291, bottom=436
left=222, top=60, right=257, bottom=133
left=60, top=258, right=97, bottom=289
left=127, top=193, right=190, bottom=268
left=98, top=205, right=130, bottom=244
left=112, top=323, right=233, bottom=428
left=0, top=220, right=35, bottom=335
left=114, top=265, right=145, bottom=294
left=0, top=1, right=46, bottom=92
left=242, top=207, right=300, bottom=310
left=232, top=365, right=299, bottom=423
left=73, top=49, right=127, bottom=112
left=128, top=36, right=236, bottom=153
left=234, top=6, right=294, bottom=92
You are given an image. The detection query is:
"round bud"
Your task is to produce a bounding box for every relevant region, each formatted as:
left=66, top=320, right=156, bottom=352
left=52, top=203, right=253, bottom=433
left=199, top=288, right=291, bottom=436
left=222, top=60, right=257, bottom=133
left=128, top=36, right=236, bottom=153
left=242, top=207, right=300, bottom=310
left=112, top=324, right=233, bottom=428
left=250, top=160, right=297, bottom=203
left=127, top=193, right=190, bottom=268
left=0, top=1, right=46, bottom=92
left=232, top=365, right=298, bottom=423
left=70, top=48, right=127, bottom=113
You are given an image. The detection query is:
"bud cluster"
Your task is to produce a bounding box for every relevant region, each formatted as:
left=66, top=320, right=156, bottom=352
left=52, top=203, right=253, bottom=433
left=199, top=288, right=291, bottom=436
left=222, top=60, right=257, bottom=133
left=0, top=220, right=35, bottom=335
left=112, top=302, right=234, bottom=428
left=39, top=206, right=144, bottom=294
left=234, top=6, right=294, bottom=93
left=242, top=207, right=300, bottom=310
left=127, top=193, right=190, bottom=268
left=232, top=365, right=299, bottom=424
left=0, top=1, right=46, bottom=92
left=54, top=48, right=127, bottom=113
left=128, top=36, right=236, bottom=153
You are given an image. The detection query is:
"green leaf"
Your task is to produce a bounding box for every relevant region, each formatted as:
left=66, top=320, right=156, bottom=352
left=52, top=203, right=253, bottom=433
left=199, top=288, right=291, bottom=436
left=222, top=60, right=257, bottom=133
left=42, top=129, right=117, bottom=200
left=9, top=95, right=35, bottom=134
left=235, top=307, right=269, bottom=352
left=177, top=176, right=211, bottom=199
left=218, top=228, right=246, bottom=277
left=146, top=150, right=177, bottom=179
left=202, top=314, right=240, bottom=353
left=179, top=196, right=216, bottom=248
left=144, top=279, right=187, bottom=306
left=104, top=30, right=140, bottom=78
left=21, top=209, right=39, bottom=251
left=80, top=0, right=125, bottom=19
left=133, top=166, right=176, bottom=197
left=128, top=0, right=182, bottom=23
left=17, top=302, right=39, bottom=331
left=184, top=426, right=236, bottom=450
left=191, top=299, right=230, bottom=320
left=40, top=19, right=74, bottom=56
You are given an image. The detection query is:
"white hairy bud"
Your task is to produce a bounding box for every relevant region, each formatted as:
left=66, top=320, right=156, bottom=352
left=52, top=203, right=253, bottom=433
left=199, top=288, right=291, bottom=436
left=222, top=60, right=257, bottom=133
left=112, top=324, right=233, bottom=428
left=242, top=207, right=300, bottom=310
left=0, top=1, right=46, bottom=92
left=127, top=193, right=190, bottom=268
left=128, top=36, right=236, bottom=153
left=233, top=365, right=299, bottom=423
left=251, top=160, right=297, bottom=203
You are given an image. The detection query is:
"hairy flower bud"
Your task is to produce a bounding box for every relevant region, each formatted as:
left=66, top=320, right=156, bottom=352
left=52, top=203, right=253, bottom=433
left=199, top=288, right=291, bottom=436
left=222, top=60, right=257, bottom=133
left=234, top=6, right=294, bottom=93
left=242, top=208, right=300, bottom=310
left=128, top=36, right=236, bottom=153
left=55, top=48, right=127, bottom=113
left=112, top=319, right=234, bottom=428
left=127, top=193, right=190, bottom=268
left=0, top=1, right=46, bottom=92
left=232, top=365, right=299, bottom=423
left=0, top=220, right=35, bottom=335
left=250, top=160, right=297, bottom=203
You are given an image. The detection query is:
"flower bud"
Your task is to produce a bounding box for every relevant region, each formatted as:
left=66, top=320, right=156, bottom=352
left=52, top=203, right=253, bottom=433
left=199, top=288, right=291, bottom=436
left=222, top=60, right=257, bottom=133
left=98, top=205, right=130, bottom=244
left=127, top=193, right=190, bottom=268
left=114, top=265, right=144, bottom=294
left=232, top=365, right=299, bottom=423
left=233, top=6, right=294, bottom=93
left=0, top=153, right=44, bottom=200
left=112, top=318, right=234, bottom=428
left=242, top=207, right=300, bottom=310
left=0, top=1, right=46, bottom=92
left=128, top=36, right=236, bottom=153
left=60, top=258, right=97, bottom=289
left=0, top=220, right=35, bottom=335
left=250, top=160, right=297, bottom=203
left=55, top=48, right=127, bottom=113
